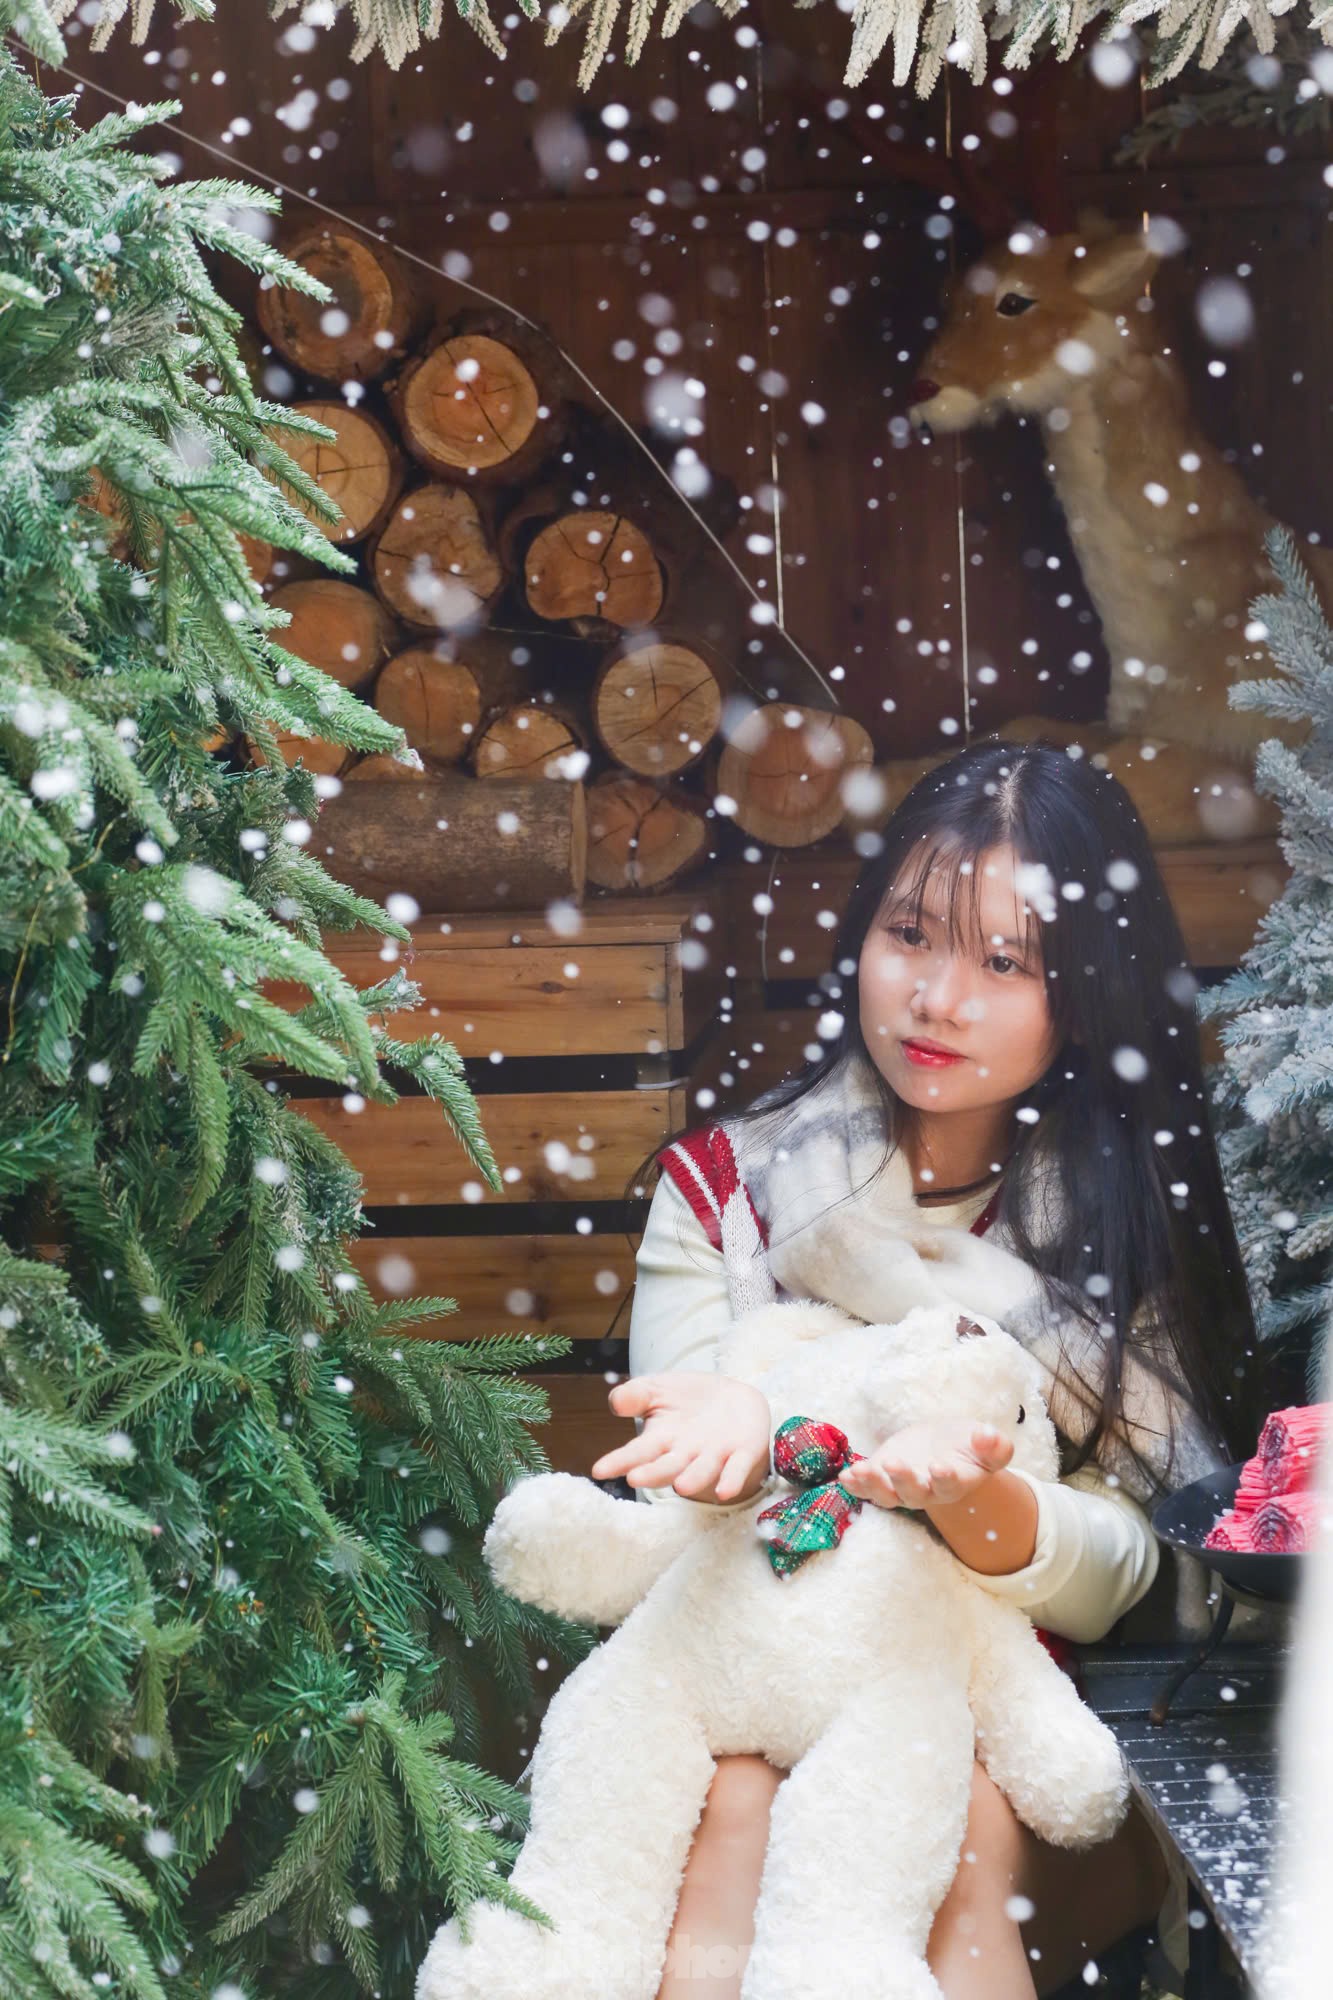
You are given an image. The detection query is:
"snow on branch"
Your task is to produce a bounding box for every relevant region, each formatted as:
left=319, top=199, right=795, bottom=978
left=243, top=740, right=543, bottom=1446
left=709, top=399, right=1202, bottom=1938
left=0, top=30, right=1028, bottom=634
left=19, top=0, right=1333, bottom=95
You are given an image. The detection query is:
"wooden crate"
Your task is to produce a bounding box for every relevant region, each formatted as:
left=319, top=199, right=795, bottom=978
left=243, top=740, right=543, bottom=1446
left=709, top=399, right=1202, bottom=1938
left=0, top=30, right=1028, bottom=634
left=264, top=890, right=725, bottom=1479
left=296, top=1087, right=685, bottom=1206
left=266, top=897, right=725, bottom=1062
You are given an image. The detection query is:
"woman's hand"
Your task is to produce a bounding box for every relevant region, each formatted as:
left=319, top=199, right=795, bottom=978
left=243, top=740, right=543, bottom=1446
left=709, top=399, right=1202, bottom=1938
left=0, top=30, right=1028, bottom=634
left=839, top=1415, right=1014, bottom=1511
left=591, top=1373, right=772, bottom=1505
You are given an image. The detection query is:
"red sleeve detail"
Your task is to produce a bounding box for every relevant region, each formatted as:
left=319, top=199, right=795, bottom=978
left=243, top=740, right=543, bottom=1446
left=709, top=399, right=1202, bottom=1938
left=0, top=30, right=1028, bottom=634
left=1034, top=1626, right=1083, bottom=1694
left=657, top=1126, right=735, bottom=1253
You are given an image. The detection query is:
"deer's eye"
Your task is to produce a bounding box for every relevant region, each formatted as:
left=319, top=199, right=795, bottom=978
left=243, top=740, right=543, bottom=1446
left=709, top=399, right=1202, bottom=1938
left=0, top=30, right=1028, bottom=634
left=997, top=292, right=1036, bottom=317
left=1017, top=1405, right=1026, bottom=1424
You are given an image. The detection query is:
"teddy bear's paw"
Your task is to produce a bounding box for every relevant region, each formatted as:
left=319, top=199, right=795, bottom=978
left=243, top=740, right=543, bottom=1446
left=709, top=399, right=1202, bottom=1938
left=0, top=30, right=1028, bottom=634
left=741, top=1931, right=943, bottom=2000
left=415, top=1893, right=659, bottom=2000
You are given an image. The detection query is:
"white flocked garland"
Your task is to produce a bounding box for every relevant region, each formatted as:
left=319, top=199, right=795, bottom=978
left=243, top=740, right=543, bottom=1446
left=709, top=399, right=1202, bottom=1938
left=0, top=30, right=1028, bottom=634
left=28, top=0, right=1333, bottom=97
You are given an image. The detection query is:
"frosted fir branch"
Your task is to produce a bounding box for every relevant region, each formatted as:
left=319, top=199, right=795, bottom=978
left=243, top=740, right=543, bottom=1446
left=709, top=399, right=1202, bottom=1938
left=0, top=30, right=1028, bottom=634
left=1116, top=20, right=1333, bottom=165
left=372, top=1028, right=504, bottom=1191
left=1206, top=524, right=1333, bottom=1369
left=12, top=0, right=1333, bottom=93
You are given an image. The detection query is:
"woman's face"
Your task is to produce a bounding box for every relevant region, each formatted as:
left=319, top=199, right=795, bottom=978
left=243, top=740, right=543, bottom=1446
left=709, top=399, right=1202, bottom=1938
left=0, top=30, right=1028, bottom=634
left=858, top=841, right=1063, bottom=1118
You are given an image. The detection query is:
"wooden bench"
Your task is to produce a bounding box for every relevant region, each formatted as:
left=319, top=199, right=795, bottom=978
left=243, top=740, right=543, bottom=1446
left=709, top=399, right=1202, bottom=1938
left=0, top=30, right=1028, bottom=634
left=1059, top=1643, right=1288, bottom=1999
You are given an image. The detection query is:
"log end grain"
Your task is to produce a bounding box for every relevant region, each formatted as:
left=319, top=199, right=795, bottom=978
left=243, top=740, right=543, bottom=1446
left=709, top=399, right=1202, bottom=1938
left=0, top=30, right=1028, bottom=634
left=268, top=578, right=398, bottom=689
left=256, top=229, right=425, bottom=383
left=370, top=483, right=505, bottom=631
left=398, top=332, right=541, bottom=478
left=586, top=774, right=710, bottom=893
left=715, top=704, right=874, bottom=848
left=594, top=636, right=723, bottom=777
left=524, top=509, right=664, bottom=629
left=473, top=703, right=586, bottom=782
left=246, top=730, right=351, bottom=777
left=268, top=401, right=404, bottom=546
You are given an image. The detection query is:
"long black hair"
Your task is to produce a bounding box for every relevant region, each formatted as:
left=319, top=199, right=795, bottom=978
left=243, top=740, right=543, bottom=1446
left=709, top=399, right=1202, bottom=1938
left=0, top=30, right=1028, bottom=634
left=624, top=735, right=1262, bottom=1496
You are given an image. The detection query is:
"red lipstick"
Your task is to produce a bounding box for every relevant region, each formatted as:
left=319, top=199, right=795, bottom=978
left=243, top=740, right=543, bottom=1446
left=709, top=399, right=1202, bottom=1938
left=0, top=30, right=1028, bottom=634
left=901, top=1038, right=966, bottom=1068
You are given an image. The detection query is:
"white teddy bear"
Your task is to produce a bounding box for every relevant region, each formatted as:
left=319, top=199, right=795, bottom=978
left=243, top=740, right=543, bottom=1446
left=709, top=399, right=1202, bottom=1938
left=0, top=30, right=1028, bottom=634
left=416, top=1298, right=1131, bottom=2000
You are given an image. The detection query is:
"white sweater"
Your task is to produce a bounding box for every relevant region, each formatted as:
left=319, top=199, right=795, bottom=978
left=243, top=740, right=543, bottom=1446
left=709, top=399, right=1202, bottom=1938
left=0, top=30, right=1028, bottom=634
left=626, top=1172, right=1161, bottom=1648
left=622, top=1172, right=1191, bottom=1981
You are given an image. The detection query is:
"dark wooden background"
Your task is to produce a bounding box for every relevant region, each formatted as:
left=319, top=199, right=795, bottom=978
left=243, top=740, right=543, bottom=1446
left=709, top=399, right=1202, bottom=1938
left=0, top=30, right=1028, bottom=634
left=44, top=1, right=1333, bottom=763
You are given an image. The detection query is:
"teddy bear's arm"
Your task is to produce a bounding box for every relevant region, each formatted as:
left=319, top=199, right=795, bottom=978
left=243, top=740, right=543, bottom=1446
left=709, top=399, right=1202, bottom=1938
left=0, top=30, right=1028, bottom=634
left=965, top=1586, right=1130, bottom=1850
left=483, top=1471, right=708, bottom=1627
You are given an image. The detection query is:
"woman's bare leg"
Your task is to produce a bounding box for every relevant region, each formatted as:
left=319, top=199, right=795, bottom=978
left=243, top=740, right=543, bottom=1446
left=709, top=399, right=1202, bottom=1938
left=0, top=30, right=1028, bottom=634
left=927, top=1759, right=1173, bottom=2000
left=927, top=1761, right=1039, bottom=1998
left=654, top=1754, right=785, bottom=1999
left=654, top=1752, right=1168, bottom=2000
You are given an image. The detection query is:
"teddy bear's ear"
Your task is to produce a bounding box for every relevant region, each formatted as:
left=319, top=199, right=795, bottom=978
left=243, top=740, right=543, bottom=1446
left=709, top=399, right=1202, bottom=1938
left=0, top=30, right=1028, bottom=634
left=955, top=1315, right=989, bottom=1340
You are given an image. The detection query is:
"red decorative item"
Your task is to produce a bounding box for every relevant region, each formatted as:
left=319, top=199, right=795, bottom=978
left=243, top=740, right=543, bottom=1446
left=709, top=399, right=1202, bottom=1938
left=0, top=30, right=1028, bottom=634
left=1206, top=1404, right=1333, bottom=1553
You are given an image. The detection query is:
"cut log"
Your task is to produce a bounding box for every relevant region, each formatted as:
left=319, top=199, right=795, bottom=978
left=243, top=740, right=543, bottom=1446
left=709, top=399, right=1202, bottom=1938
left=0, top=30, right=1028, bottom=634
left=497, top=424, right=740, bottom=642
left=374, top=639, right=524, bottom=765
left=374, top=645, right=482, bottom=766
left=389, top=313, right=568, bottom=485
left=246, top=729, right=350, bottom=777
left=342, top=752, right=425, bottom=781
left=255, top=227, right=425, bottom=383
left=521, top=508, right=665, bottom=631
left=268, top=578, right=398, bottom=690
left=472, top=700, right=588, bottom=782
left=267, top=401, right=404, bottom=545
left=586, top=775, right=712, bottom=893
left=714, top=704, right=874, bottom=847
left=239, top=534, right=274, bottom=588
left=83, top=472, right=274, bottom=588
left=369, top=483, right=505, bottom=630
left=592, top=631, right=725, bottom=777
left=316, top=773, right=587, bottom=910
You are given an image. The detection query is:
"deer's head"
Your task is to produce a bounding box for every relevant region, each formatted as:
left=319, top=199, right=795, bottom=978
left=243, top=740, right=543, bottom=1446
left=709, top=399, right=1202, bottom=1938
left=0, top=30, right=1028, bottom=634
left=908, top=223, right=1160, bottom=435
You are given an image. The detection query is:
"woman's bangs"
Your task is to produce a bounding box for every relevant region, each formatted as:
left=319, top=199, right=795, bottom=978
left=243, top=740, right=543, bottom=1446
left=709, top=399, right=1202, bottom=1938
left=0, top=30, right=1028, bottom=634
left=880, top=834, right=1041, bottom=963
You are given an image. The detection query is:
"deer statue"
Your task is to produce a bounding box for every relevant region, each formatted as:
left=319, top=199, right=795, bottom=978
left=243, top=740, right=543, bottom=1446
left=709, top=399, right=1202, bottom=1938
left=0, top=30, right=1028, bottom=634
left=896, top=219, right=1333, bottom=843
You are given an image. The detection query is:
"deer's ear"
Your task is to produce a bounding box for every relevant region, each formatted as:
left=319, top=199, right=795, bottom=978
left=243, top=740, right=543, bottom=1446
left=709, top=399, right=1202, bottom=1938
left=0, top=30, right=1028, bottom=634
left=1068, top=231, right=1158, bottom=306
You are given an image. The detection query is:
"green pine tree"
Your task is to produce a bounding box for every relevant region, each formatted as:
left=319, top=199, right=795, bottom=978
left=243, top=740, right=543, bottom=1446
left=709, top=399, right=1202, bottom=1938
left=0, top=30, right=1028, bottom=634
left=1203, top=525, right=1333, bottom=1399
left=0, top=46, right=593, bottom=1999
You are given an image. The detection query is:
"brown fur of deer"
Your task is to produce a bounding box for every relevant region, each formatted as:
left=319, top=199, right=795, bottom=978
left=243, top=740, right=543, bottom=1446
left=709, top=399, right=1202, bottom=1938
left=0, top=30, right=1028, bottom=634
left=899, top=223, right=1331, bottom=843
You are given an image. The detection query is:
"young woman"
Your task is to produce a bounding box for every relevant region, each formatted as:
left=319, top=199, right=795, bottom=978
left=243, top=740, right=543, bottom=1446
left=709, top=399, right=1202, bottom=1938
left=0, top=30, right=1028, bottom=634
left=592, top=738, right=1262, bottom=2000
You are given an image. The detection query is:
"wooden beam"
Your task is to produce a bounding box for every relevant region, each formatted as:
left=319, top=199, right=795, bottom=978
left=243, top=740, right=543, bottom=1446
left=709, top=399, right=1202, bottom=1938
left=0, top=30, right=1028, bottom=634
left=335, top=185, right=926, bottom=253
left=348, top=1229, right=637, bottom=1345
left=292, top=1085, right=685, bottom=1205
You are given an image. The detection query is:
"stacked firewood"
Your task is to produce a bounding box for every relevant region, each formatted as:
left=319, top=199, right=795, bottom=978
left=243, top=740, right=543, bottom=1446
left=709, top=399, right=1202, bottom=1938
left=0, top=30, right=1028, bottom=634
left=240, top=227, right=872, bottom=910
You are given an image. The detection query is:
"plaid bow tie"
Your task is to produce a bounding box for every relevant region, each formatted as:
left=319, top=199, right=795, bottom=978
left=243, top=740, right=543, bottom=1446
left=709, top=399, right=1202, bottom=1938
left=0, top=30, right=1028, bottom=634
left=757, top=1414, right=867, bottom=1577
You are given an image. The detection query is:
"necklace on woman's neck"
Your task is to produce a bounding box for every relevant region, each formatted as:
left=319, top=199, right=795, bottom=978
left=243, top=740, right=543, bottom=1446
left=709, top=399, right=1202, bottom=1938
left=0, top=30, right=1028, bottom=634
left=913, top=1164, right=1005, bottom=1203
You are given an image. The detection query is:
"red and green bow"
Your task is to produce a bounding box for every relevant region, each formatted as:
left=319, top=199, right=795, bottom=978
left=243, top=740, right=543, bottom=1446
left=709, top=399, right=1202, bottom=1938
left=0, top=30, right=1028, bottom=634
left=757, top=1414, right=866, bottom=1577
